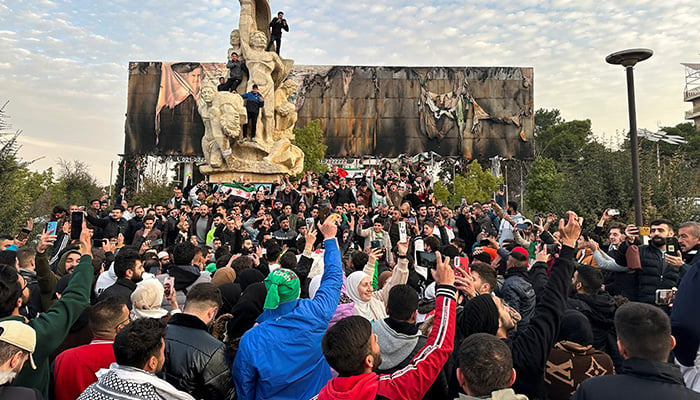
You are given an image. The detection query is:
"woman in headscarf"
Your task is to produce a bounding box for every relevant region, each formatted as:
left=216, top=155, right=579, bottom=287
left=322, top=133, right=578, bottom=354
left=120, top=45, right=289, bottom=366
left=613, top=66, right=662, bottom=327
left=224, top=282, right=267, bottom=360
left=217, top=282, right=242, bottom=316
left=235, top=268, right=265, bottom=291
left=130, top=278, right=179, bottom=320
left=345, top=242, right=410, bottom=322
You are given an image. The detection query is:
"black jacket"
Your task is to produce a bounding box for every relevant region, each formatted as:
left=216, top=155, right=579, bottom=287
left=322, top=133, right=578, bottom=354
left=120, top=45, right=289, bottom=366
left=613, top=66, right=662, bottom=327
left=508, top=245, right=576, bottom=400
left=498, top=267, right=535, bottom=331
left=163, top=313, right=235, bottom=400
left=572, top=358, right=700, bottom=400
left=96, top=277, right=137, bottom=309
left=84, top=213, right=128, bottom=240
left=567, top=291, right=622, bottom=369
left=269, top=17, right=289, bottom=36
left=620, top=242, right=680, bottom=304
left=455, top=213, right=480, bottom=251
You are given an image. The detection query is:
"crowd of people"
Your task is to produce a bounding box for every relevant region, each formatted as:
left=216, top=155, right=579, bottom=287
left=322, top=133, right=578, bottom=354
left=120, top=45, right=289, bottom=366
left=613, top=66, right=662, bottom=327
left=0, top=160, right=699, bottom=400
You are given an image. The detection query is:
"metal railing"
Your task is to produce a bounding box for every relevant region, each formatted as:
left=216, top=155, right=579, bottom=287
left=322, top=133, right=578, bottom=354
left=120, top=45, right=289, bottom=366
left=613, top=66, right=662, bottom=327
left=684, top=87, right=700, bottom=101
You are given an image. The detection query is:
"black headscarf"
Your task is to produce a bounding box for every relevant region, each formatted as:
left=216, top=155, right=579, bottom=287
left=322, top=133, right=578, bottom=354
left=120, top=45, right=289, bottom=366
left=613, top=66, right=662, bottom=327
left=236, top=268, right=266, bottom=291
left=227, top=282, right=267, bottom=339
left=217, top=283, right=242, bottom=316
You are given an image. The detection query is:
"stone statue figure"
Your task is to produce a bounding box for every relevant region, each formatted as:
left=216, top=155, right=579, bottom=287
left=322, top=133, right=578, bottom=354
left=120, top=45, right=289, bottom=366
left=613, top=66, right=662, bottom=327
left=199, top=0, right=304, bottom=181
left=199, top=86, right=247, bottom=168
left=227, top=29, right=241, bottom=59
left=240, top=32, right=285, bottom=144
left=273, top=79, right=298, bottom=141
left=198, top=82, right=220, bottom=167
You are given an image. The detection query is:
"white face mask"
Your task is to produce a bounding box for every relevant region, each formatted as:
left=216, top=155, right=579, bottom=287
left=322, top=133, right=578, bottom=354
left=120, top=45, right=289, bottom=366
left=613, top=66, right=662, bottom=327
left=0, top=370, right=18, bottom=385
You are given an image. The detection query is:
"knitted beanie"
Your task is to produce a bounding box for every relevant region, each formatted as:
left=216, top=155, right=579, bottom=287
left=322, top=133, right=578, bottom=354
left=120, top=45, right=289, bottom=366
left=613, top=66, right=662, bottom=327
left=557, top=309, right=594, bottom=346
left=263, top=268, right=300, bottom=310
left=459, top=294, right=500, bottom=337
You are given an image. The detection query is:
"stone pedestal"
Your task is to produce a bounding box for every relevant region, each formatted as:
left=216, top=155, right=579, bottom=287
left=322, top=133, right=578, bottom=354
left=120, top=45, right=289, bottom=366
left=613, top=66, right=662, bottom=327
left=204, top=170, right=285, bottom=183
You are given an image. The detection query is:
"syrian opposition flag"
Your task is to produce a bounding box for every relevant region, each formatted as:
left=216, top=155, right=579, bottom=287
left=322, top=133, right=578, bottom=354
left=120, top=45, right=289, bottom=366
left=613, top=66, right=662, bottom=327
left=336, top=167, right=348, bottom=179
left=220, top=182, right=256, bottom=199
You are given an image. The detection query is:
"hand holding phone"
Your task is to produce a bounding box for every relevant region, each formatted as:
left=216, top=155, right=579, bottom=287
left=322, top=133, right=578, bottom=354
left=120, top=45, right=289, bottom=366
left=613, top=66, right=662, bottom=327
left=46, top=221, right=58, bottom=235
left=163, top=276, right=175, bottom=298
left=70, top=211, right=84, bottom=241
left=398, top=221, right=407, bottom=243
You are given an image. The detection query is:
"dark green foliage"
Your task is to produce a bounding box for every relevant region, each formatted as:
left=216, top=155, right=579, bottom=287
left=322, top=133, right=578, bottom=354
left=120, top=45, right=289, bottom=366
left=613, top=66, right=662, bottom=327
left=524, top=108, right=699, bottom=226
left=292, top=119, right=328, bottom=175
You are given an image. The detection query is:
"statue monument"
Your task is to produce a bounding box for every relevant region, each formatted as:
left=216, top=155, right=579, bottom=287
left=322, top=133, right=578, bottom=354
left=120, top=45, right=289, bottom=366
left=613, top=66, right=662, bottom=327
left=199, top=0, right=304, bottom=182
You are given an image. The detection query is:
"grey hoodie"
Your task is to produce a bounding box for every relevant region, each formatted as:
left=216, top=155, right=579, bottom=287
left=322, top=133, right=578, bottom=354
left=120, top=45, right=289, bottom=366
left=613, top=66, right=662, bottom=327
left=372, top=318, right=425, bottom=371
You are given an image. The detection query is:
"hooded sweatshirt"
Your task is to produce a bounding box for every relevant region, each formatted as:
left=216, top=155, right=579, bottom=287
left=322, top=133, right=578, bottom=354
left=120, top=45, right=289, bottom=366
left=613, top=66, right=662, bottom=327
left=372, top=318, right=425, bottom=372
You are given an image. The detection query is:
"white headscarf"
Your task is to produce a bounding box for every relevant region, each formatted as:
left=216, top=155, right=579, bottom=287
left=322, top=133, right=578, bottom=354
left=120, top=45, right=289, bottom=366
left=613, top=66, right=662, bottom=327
left=346, top=271, right=373, bottom=321
left=130, top=279, right=168, bottom=320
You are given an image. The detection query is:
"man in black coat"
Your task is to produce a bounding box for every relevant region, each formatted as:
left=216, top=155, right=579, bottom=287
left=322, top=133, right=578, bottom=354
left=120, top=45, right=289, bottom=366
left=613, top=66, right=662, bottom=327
left=619, top=219, right=685, bottom=305
left=85, top=205, right=129, bottom=240
left=96, top=247, right=143, bottom=309
left=266, top=11, right=289, bottom=54
left=163, top=283, right=234, bottom=400
left=572, top=302, right=700, bottom=400
left=567, top=264, right=622, bottom=369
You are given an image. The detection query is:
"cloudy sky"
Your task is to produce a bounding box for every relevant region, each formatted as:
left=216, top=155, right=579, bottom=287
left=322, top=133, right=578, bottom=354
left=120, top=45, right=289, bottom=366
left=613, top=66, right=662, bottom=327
left=1, top=0, right=697, bottom=184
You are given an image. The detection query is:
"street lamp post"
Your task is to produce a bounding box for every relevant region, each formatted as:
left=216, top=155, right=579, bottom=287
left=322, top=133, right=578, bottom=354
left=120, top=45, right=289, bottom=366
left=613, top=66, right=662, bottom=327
left=606, top=48, right=653, bottom=227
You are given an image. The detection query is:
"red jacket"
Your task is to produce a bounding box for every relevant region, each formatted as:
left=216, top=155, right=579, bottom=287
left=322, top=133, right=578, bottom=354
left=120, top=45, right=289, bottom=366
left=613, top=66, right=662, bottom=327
left=314, top=286, right=456, bottom=400
left=53, top=339, right=115, bottom=400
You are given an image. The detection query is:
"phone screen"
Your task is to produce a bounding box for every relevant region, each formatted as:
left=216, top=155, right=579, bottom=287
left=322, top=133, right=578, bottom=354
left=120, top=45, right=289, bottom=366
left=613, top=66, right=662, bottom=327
left=46, top=221, right=58, bottom=235
left=15, top=230, right=29, bottom=242
left=70, top=211, right=84, bottom=240
left=163, top=276, right=175, bottom=297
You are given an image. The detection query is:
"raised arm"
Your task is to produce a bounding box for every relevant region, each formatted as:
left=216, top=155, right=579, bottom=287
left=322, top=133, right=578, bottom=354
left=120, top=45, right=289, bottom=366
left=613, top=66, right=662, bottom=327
left=307, top=216, right=343, bottom=320
left=510, top=212, right=581, bottom=399
left=373, top=241, right=410, bottom=304
left=29, top=222, right=93, bottom=361
left=377, top=251, right=456, bottom=399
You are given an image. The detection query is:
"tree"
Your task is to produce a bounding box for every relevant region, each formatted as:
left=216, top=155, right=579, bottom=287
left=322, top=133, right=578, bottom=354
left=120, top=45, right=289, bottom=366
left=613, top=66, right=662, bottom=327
left=0, top=132, right=35, bottom=235
left=534, top=108, right=563, bottom=133
left=292, top=119, right=328, bottom=175
left=49, top=160, right=104, bottom=208
left=525, top=157, right=564, bottom=215
left=433, top=160, right=501, bottom=207
left=131, top=170, right=173, bottom=208
left=536, top=119, right=592, bottom=161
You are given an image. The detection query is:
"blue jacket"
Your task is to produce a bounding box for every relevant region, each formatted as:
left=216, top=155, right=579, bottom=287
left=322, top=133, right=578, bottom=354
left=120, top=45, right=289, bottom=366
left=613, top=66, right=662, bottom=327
left=498, top=267, right=536, bottom=331
left=241, top=91, right=264, bottom=114
left=233, top=238, right=343, bottom=400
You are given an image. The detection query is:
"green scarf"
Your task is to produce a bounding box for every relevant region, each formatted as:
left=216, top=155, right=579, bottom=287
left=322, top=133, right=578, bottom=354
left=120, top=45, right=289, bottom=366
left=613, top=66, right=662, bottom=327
left=264, top=268, right=301, bottom=310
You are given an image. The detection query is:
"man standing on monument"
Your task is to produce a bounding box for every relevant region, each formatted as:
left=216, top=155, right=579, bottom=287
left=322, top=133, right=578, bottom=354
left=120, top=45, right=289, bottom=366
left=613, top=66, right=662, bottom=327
left=221, top=53, right=248, bottom=93
left=266, top=11, right=289, bottom=55
left=241, top=85, right=264, bottom=143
